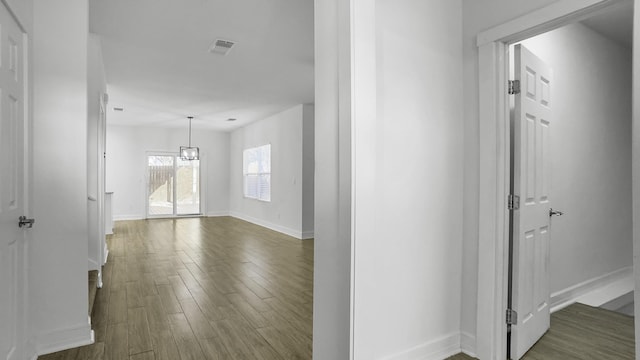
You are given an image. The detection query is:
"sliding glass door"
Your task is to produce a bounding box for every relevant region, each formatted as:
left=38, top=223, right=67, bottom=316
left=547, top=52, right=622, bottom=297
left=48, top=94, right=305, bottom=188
left=176, top=157, right=200, bottom=215
left=147, top=153, right=200, bottom=217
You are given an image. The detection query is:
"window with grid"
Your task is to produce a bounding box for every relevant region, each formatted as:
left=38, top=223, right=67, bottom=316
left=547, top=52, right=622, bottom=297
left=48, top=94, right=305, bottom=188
left=243, top=144, right=271, bottom=202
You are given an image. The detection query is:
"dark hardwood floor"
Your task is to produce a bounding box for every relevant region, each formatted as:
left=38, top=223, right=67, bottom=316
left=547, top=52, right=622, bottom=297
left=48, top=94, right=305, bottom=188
left=39, top=217, right=314, bottom=360
left=447, top=302, right=635, bottom=360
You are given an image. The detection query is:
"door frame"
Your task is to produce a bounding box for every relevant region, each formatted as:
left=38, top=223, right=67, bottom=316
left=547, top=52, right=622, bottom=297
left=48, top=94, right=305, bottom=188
left=475, top=0, right=637, bottom=359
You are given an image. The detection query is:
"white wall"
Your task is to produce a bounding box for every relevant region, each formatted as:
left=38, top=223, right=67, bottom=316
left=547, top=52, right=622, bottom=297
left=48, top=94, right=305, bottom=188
left=229, top=104, right=314, bottom=239
left=519, top=23, right=632, bottom=295
left=350, top=1, right=464, bottom=358
left=31, top=0, right=92, bottom=354
left=106, top=125, right=229, bottom=219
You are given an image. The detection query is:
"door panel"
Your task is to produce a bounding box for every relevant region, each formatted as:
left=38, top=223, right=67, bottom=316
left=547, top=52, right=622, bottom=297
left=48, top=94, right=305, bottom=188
left=511, top=44, right=553, bottom=360
left=148, top=155, right=175, bottom=216
left=176, top=157, right=200, bottom=215
left=0, top=3, right=25, bottom=359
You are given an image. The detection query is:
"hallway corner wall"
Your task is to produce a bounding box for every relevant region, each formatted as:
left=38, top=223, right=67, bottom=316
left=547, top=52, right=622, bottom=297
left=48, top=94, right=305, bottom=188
left=31, top=0, right=92, bottom=354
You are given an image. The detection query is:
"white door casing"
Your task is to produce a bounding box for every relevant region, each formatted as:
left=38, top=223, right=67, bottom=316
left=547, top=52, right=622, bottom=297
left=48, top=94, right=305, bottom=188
left=510, top=44, right=552, bottom=360
left=0, top=3, right=26, bottom=359
left=99, top=93, right=108, bottom=269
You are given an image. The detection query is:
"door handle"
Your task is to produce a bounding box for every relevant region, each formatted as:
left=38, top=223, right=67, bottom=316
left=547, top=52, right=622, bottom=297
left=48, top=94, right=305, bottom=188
left=549, top=209, right=563, bottom=217
left=18, top=215, right=35, bottom=229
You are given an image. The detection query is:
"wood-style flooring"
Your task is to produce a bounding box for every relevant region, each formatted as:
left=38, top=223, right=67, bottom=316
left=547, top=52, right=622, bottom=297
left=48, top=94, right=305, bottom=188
left=39, top=217, right=314, bottom=360
left=447, top=302, right=635, bottom=360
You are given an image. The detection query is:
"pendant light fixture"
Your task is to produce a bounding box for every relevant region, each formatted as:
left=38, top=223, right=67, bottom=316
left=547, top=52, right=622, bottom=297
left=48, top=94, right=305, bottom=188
left=180, top=116, right=199, bottom=160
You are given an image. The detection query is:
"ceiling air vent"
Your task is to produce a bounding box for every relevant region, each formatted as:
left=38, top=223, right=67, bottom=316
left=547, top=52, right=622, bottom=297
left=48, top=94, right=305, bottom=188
left=209, top=39, right=235, bottom=55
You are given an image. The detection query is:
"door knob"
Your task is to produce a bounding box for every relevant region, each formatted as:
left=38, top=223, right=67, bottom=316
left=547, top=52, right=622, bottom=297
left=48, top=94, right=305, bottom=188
left=18, top=215, right=35, bottom=228
left=549, top=209, right=563, bottom=217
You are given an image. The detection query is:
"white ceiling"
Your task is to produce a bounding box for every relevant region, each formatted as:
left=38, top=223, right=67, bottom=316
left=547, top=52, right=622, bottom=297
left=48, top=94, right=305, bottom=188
left=581, top=0, right=634, bottom=49
left=89, top=0, right=314, bottom=131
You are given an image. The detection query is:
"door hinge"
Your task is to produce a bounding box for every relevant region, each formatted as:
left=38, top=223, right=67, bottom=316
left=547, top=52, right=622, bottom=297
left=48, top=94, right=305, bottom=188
left=508, top=194, right=520, bottom=210
left=506, top=309, right=518, bottom=325
left=508, top=80, right=521, bottom=95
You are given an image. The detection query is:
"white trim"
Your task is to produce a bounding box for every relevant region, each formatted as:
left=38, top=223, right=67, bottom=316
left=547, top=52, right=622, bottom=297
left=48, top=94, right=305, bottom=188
left=550, top=267, right=633, bottom=312
left=228, top=211, right=306, bottom=240
left=205, top=211, right=230, bottom=217
left=476, top=0, right=621, bottom=46
left=380, top=332, right=461, bottom=360
left=476, top=40, right=509, bottom=360
left=103, top=243, right=108, bottom=265
left=113, top=214, right=145, bottom=221
left=633, top=2, right=640, bottom=357
left=475, top=1, right=631, bottom=359
left=460, top=332, right=477, bottom=358
left=36, top=323, right=93, bottom=356
left=301, top=230, right=314, bottom=240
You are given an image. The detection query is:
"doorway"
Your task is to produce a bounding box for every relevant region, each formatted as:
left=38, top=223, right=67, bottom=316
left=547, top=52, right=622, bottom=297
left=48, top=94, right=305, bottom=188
left=507, top=17, right=634, bottom=356
left=146, top=153, right=201, bottom=218
left=475, top=0, right=638, bottom=359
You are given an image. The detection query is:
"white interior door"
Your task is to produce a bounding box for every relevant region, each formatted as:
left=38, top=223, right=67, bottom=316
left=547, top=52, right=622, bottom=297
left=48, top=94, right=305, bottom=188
left=510, top=44, right=553, bottom=360
left=0, top=4, right=27, bottom=360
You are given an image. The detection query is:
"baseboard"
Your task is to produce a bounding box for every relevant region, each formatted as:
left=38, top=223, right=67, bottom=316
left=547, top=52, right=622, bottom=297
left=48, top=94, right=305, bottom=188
left=229, top=211, right=306, bottom=240
left=113, top=214, right=144, bottom=221
left=206, top=211, right=230, bottom=217
left=103, top=244, right=109, bottom=265
left=460, top=331, right=477, bottom=358
left=36, top=323, right=93, bottom=356
left=381, top=332, right=461, bottom=360
left=550, top=266, right=633, bottom=313
left=301, top=230, right=314, bottom=240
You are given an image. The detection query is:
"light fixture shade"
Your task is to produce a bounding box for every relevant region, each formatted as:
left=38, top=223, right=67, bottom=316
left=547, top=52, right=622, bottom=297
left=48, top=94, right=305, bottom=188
left=180, top=146, right=199, bottom=160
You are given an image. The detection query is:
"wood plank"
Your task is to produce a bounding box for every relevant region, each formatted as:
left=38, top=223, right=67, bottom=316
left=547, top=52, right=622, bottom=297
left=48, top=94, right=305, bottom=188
left=104, top=323, right=129, bottom=360
left=209, top=319, right=255, bottom=359
left=157, top=284, right=183, bottom=314
left=74, top=342, right=104, bottom=360
left=107, top=290, right=128, bottom=324
left=128, top=307, right=153, bottom=355
left=226, top=293, right=269, bottom=328
left=168, top=274, right=192, bottom=300
left=130, top=351, right=155, bottom=360
left=149, top=328, right=181, bottom=360
left=168, top=313, right=206, bottom=360
left=198, top=336, right=234, bottom=360
left=179, top=297, right=217, bottom=339
left=126, top=281, right=144, bottom=308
